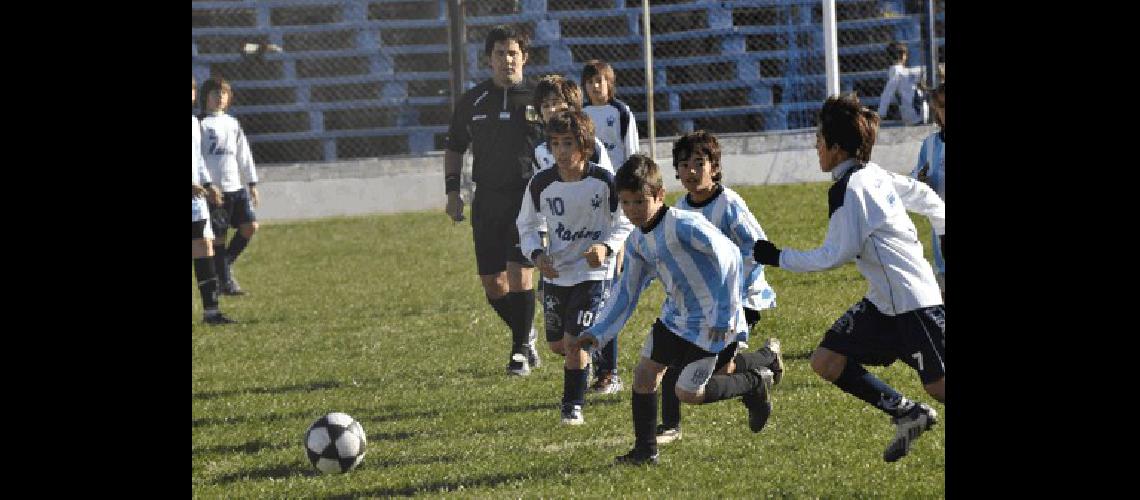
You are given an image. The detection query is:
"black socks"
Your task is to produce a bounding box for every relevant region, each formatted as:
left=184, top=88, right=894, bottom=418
left=833, top=362, right=914, bottom=418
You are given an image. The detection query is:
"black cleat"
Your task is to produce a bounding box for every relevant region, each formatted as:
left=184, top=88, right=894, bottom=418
left=740, top=368, right=774, bottom=432
left=763, top=338, right=785, bottom=386
left=883, top=403, right=938, bottom=462
left=506, top=353, right=531, bottom=376
left=655, top=425, right=682, bottom=444
left=614, top=447, right=659, bottom=465
left=204, top=312, right=237, bottom=325
left=221, top=278, right=246, bottom=296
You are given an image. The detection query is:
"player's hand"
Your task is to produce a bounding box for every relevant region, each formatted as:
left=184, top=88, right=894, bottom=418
left=207, top=185, right=223, bottom=207
left=445, top=191, right=465, bottom=222
left=249, top=186, right=260, bottom=208
left=192, top=184, right=206, bottom=198
left=753, top=239, right=781, bottom=266
left=939, top=234, right=945, bottom=262
left=573, top=333, right=599, bottom=352
left=583, top=244, right=608, bottom=268
left=917, top=163, right=931, bottom=186
left=705, top=326, right=729, bottom=343
left=536, top=252, right=559, bottom=278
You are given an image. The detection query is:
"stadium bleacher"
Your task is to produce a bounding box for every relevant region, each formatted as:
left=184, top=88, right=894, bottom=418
left=192, top=0, right=944, bottom=164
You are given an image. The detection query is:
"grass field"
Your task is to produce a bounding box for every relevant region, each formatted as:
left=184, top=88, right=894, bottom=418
left=192, top=182, right=944, bottom=498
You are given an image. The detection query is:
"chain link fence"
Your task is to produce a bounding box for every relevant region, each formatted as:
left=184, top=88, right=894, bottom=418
left=192, top=0, right=944, bottom=165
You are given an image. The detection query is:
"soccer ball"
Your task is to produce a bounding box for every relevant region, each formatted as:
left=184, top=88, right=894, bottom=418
left=304, top=412, right=367, bottom=474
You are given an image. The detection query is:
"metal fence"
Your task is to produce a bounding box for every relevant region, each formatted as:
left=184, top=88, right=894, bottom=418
left=192, top=0, right=944, bottom=165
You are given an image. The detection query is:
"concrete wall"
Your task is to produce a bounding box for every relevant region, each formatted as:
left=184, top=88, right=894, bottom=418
left=256, top=124, right=937, bottom=221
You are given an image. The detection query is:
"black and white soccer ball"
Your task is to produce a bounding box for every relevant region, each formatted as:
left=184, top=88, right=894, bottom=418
left=304, top=412, right=367, bottom=474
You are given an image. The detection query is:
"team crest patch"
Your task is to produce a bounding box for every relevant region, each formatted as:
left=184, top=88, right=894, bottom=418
left=591, top=193, right=602, bottom=209
left=607, top=116, right=615, bottom=127
left=689, top=367, right=709, bottom=385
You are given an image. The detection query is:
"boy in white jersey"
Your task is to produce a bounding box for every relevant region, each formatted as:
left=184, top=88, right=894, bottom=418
left=581, top=60, right=639, bottom=171
left=531, top=75, right=623, bottom=394
left=656, top=130, right=783, bottom=444
left=192, top=75, right=235, bottom=325
left=753, top=93, right=945, bottom=462
left=517, top=110, right=633, bottom=425
left=199, top=77, right=260, bottom=296
left=574, top=154, right=779, bottom=465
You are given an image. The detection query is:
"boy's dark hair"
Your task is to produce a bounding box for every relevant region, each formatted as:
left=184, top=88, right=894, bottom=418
left=545, top=109, right=595, bottom=160
left=199, top=77, right=232, bottom=114
left=533, top=74, right=584, bottom=111
left=581, top=59, right=616, bottom=102
left=672, top=130, right=722, bottom=182
left=484, top=24, right=530, bottom=57
left=818, top=93, right=880, bottom=163
left=886, top=41, right=908, bottom=64
left=616, top=154, right=663, bottom=196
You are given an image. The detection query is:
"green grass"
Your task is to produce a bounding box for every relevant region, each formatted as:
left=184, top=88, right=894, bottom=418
left=192, top=182, right=944, bottom=498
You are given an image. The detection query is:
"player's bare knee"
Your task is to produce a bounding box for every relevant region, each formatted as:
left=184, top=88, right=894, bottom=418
left=810, top=350, right=843, bottom=382
left=548, top=340, right=566, bottom=357
left=676, top=387, right=703, bottom=405
left=631, top=364, right=660, bottom=393
left=240, top=223, right=258, bottom=238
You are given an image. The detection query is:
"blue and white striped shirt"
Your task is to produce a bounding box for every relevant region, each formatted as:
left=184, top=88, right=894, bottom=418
left=585, top=207, right=748, bottom=354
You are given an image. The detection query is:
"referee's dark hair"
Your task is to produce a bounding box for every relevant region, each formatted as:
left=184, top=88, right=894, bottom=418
left=484, top=24, right=530, bottom=57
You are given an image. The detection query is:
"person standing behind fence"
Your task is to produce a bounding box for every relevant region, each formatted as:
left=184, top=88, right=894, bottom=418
left=192, top=75, right=235, bottom=325
left=581, top=59, right=639, bottom=395
left=911, top=83, right=946, bottom=294
left=199, top=77, right=260, bottom=297
left=444, top=25, right=545, bottom=376
left=532, top=75, right=613, bottom=176
left=876, top=41, right=928, bottom=126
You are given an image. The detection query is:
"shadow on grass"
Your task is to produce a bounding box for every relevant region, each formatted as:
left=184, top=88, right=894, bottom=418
left=357, top=409, right=442, bottom=424
left=493, top=396, right=624, bottom=415
left=211, top=463, right=314, bottom=484
left=193, top=439, right=293, bottom=456
left=193, top=409, right=314, bottom=428
left=368, top=453, right=461, bottom=468
left=327, top=463, right=611, bottom=498
left=193, top=380, right=342, bottom=401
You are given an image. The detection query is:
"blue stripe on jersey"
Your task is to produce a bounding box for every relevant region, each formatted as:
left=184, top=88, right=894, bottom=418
left=528, top=167, right=561, bottom=212
left=610, top=99, right=631, bottom=141
left=828, top=163, right=865, bottom=218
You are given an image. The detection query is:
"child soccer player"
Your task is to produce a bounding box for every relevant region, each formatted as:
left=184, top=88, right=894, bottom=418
left=574, top=154, right=779, bottom=465
left=911, top=83, right=946, bottom=294
left=656, top=130, right=783, bottom=444
left=581, top=60, right=639, bottom=170
left=516, top=110, right=634, bottom=425
left=199, top=77, right=261, bottom=296
left=192, top=75, right=234, bottom=325
left=582, top=60, right=639, bottom=394
left=532, top=75, right=613, bottom=175
left=752, top=93, right=945, bottom=463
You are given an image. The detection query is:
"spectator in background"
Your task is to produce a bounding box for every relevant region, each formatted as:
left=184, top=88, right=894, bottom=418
left=911, top=83, right=946, bottom=294
left=877, top=41, right=928, bottom=126
left=443, top=25, right=545, bottom=376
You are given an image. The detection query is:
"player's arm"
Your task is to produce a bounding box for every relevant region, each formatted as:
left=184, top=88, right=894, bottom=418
left=891, top=172, right=945, bottom=236
left=235, top=125, right=260, bottom=206
left=877, top=66, right=900, bottom=117
left=597, top=188, right=634, bottom=265
left=623, top=105, right=640, bottom=156
left=767, top=189, right=864, bottom=272
left=577, top=243, right=650, bottom=350
left=594, top=138, right=614, bottom=174
left=516, top=180, right=557, bottom=277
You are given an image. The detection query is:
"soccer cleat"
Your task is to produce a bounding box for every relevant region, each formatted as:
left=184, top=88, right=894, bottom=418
left=560, top=404, right=584, bottom=425
left=221, top=278, right=247, bottom=296
left=614, top=447, right=659, bottom=465
left=883, top=403, right=938, bottom=462
left=526, top=339, right=542, bottom=370
left=588, top=371, right=624, bottom=394
left=740, top=368, right=775, bottom=432
left=204, top=312, right=237, bottom=325
left=764, top=338, right=785, bottom=386
left=506, top=353, right=531, bottom=377
left=655, top=425, right=682, bottom=445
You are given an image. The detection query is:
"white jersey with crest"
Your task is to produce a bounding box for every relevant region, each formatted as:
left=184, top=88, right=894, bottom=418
left=200, top=111, right=258, bottom=193
left=192, top=115, right=212, bottom=222
left=584, top=207, right=748, bottom=354
left=779, top=160, right=945, bottom=315
left=675, top=185, right=776, bottom=312
left=517, top=163, right=633, bottom=286
left=584, top=98, right=639, bottom=168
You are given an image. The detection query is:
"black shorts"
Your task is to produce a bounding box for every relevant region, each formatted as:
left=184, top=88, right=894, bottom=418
left=192, top=220, right=209, bottom=240
left=542, top=280, right=609, bottom=343
left=470, top=188, right=530, bottom=275
left=210, top=189, right=257, bottom=234
left=646, top=319, right=719, bottom=370
left=819, top=298, right=946, bottom=384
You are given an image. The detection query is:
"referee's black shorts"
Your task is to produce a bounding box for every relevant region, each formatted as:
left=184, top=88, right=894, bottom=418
left=470, top=187, right=531, bottom=276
